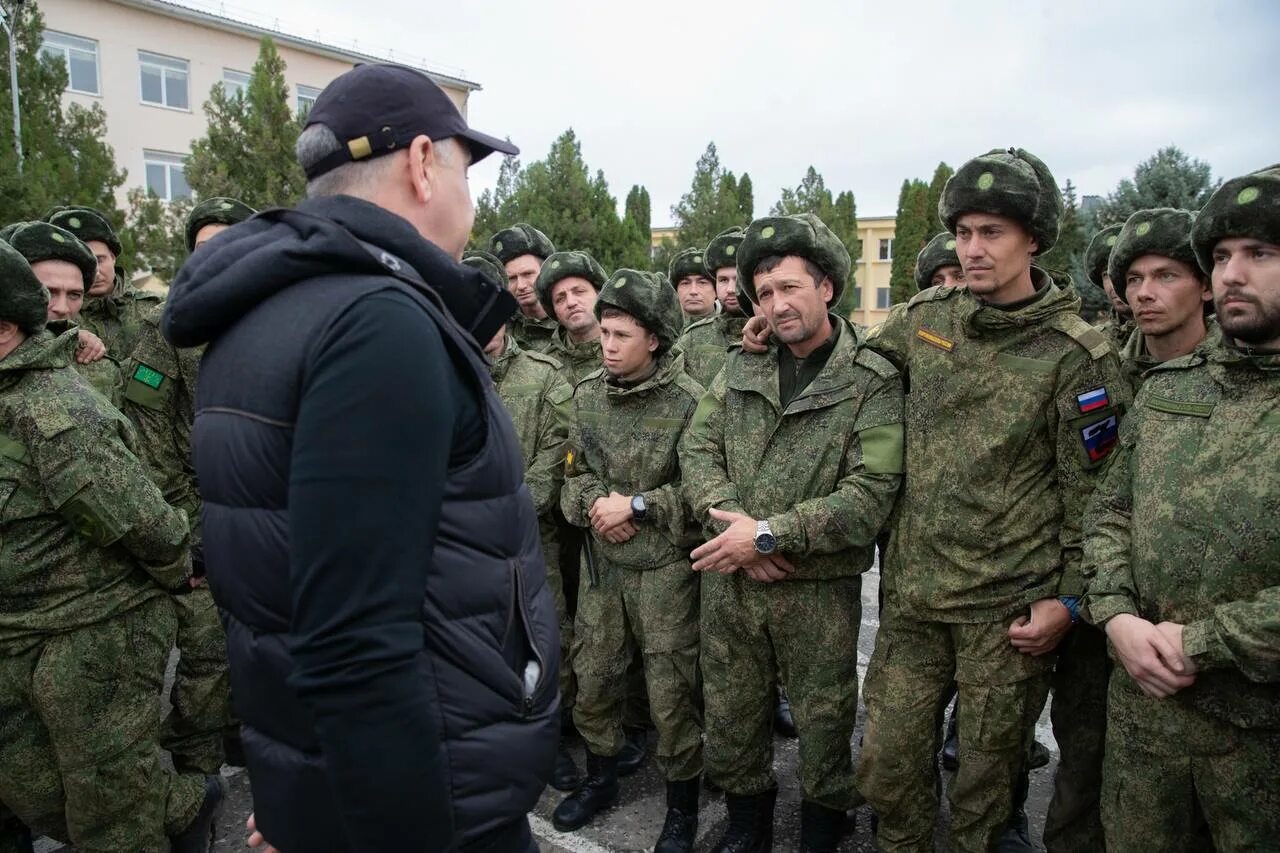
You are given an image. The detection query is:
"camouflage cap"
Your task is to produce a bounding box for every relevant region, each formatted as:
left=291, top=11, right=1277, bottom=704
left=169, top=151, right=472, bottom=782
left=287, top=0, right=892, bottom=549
left=736, top=213, right=850, bottom=307
left=668, top=247, right=711, bottom=286
left=1084, top=223, right=1124, bottom=290
left=1191, top=163, right=1280, bottom=274
left=913, top=232, right=962, bottom=291
left=6, top=221, right=97, bottom=289
left=705, top=226, right=746, bottom=273
left=0, top=240, right=50, bottom=335
left=535, top=250, right=608, bottom=318
left=461, top=249, right=507, bottom=290
left=185, top=197, right=257, bottom=252
left=489, top=223, right=556, bottom=263
left=45, top=205, right=122, bottom=256
left=939, top=147, right=1062, bottom=255
left=1108, top=208, right=1200, bottom=302
left=595, top=268, right=683, bottom=351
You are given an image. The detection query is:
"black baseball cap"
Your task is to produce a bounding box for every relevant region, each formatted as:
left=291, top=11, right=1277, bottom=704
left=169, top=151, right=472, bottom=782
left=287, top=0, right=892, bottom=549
left=301, top=63, right=518, bottom=179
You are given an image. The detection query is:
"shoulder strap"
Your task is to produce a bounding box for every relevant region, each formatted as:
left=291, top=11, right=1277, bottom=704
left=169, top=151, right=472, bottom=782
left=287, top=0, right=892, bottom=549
left=1049, top=313, right=1112, bottom=361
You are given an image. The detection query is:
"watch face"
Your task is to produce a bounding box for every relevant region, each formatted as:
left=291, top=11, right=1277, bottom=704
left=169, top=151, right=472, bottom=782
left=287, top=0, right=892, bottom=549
left=755, top=533, right=777, bottom=554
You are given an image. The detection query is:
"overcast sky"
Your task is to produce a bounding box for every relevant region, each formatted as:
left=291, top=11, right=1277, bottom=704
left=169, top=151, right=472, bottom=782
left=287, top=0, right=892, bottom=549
left=189, top=0, right=1277, bottom=223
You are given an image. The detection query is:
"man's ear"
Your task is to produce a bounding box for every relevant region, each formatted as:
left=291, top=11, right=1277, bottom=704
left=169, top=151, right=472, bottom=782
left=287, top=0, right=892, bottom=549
left=407, top=134, right=436, bottom=205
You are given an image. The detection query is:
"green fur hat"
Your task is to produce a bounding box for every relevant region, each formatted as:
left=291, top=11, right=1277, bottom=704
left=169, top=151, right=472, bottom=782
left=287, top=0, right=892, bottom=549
left=534, top=250, right=608, bottom=319
left=939, top=147, right=1062, bottom=255
left=0, top=241, right=50, bottom=336
left=1191, top=163, right=1280, bottom=273
left=913, top=232, right=962, bottom=291
left=1084, top=224, right=1123, bottom=290
left=489, top=223, right=556, bottom=263
left=6, top=222, right=97, bottom=290
left=461, top=250, right=507, bottom=290
left=1108, top=208, right=1200, bottom=302
left=595, top=268, right=683, bottom=351
left=668, top=247, right=711, bottom=285
left=45, top=206, right=122, bottom=256
left=705, top=226, right=746, bottom=273
left=736, top=213, right=850, bottom=307
left=185, top=197, right=256, bottom=252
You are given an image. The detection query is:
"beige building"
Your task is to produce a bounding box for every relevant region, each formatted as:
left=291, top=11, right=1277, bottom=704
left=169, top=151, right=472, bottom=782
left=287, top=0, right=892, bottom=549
left=37, top=0, right=480, bottom=209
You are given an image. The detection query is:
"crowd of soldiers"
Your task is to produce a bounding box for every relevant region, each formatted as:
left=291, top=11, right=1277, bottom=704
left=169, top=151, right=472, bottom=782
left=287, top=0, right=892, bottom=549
left=0, top=143, right=1276, bottom=853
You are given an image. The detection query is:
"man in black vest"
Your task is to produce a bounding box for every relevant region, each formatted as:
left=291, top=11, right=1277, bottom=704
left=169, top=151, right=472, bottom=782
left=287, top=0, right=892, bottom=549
left=162, top=64, right=560, bottom=853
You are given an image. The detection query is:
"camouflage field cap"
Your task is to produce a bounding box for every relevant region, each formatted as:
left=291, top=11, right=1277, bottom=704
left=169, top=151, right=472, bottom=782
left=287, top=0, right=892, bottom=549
left=939, top=147, right=1062, bottom=255
left=736, top=213, right=850, bottom=307
left=185, top=197, right=257, bottom=252
left=1108, top=208, right=1200, bottom=302
left=913, top=232, right=962, bottom=292
left=489, top=223, right=557, bottom=263
left=0, top=240, right=50, bottom=335
left=668, top=247, right=711, bottom=286
left=595, top=268, right=683, bottom=351
left=1191, top=163, right=1280, bottom=273
left=45, top=205, right=122, bottom=256
left=1084, top=223, right=1124, bottom=290
left=535, top=249, right=608, bottom=318
left=6, top=221, right=98, bottom=289
left=461, top=250, right=507, bottom=290
left=705, top=226, right=746, bottom=273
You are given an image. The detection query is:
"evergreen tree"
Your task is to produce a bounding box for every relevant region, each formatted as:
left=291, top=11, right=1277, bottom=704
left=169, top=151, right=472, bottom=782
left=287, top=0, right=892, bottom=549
left=888, top=179, right=931, bottom=306
left=1039, top=179, right=1088, bottom=275
left=0, top=1, right=125, bottom=224
left=925, top=161, right=954, bottom=233
left=671, top=142, right=744, bottom=249
left=1092, top=146, right=1218, bottom=227
left=119, top=188, right=192, bottom=282
left=185, top=37, right=305, bottom=208
left=736, top=173, right=754, bottom=221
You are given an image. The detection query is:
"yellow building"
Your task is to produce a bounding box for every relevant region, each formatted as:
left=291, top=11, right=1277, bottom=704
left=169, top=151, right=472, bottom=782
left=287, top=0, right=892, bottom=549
left=37, top=0, right=480, bottom=210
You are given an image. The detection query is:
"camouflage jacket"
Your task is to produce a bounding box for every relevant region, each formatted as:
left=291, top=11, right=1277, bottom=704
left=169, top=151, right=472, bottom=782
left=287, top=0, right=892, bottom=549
left=561, top=352, right=704, bottom=570
left=866, top=271, right=1131, bottom=621
left=489, top=333, right=571, bottom=517
left=1094, top=311, right=1135, bottom=353
left=0, top=329, right=191, bottom=644
left=1083, top=336, right=1280, bottom=731
left=675, top=311, right=750, bottom=388
left=120, top=305, right=203, bottom=552
left=547, top=326, right=603, bottom=388
left=679, top=317, right=904, bottom=581
left=80, top=275, right=163, bottom=361
left=1119, top=316, right=1222, bottom=395
left=46, top=320, right=124, bottom=408
left=510, top=313, right=558, bottom=355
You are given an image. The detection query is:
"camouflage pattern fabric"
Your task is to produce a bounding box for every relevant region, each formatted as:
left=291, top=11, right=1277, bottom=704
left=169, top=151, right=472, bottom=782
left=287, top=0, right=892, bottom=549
left=1119, top=316, right=1222, bottom=395
left=547, top=325, right=604, bottom=389
left=79, top=275, right=163, bottom=364
left=560, top=351, right=704, bottom=779
left=44, top=321, right=123, bottom=407
left=1082, top=335, right=1280, bottom=846
left=674, top=312, right=749, bottom=388
left=1095, top=311, right=1135, bottom=352
left=0, top=596, right=206, bottom=851
left=511, top=312, right=558, bottom=354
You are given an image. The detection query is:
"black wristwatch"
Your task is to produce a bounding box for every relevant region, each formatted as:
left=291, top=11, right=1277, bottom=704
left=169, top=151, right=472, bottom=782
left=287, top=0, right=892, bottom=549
left=754, top=519, right=777, bottom=555
left=630, top=494, right=647, bottom=522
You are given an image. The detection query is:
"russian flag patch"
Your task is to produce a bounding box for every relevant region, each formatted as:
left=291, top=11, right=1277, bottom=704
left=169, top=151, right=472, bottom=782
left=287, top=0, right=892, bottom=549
left=1076, top=387, right=1110, bottom=413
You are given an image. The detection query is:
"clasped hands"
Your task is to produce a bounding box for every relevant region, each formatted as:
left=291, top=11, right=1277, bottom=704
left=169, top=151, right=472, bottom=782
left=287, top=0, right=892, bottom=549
left=1105, top=614, right=1197, bottom=698
left=690, top=508, right=794, bottom=583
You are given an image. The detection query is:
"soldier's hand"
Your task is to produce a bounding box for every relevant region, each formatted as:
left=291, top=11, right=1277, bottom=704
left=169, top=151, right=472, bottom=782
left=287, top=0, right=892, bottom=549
left=602, top=521, right=639, bottom=544
left=743, top=554, right=796, bottom=583
left=741, top=316, right=771, bottom=354
left=1104, top=614, right=1197, bottom=698
left=1008, top=598, right=1073, bottom=656
left=590, top=492, right=638, bottom=535
left=75, top=329, right=107, bottom=363
left=1153, top=621, right=1198, bottom=677
left=691, top=508, right=760, bottom=573
left=246, top=813, right=281, bottom=853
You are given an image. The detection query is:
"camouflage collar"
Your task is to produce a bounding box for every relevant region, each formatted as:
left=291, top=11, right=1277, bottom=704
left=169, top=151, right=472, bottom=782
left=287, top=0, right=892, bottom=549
left=551, top=326, right=601, bottom=363
left=603, top=351, right=684, bottom=397
left=964, top=269, right=1082, bottom=335
left=0, top=328, right=79, bottom=376
left=726, top=314, right=864, bottom=412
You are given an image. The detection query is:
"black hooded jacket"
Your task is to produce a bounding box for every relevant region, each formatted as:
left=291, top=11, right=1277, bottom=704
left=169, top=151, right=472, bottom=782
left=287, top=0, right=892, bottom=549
left=163, top=196, right=559, bottom=852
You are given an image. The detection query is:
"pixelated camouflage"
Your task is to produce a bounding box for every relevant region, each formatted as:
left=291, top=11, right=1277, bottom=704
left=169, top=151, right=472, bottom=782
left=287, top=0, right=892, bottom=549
left=547, top=326, right=603, bottom=388
left=674, top=312, right=750, bottom=388
left=45, top=206, right=122, bottom=257
left=940, top=147, right=1062, bottom=254
left=1191, top=163, right=1280, bottom=273
left=0, top=240, right=49, bottom=335
left=535, top=250, right=607, bottom=320
left=489, top=223, right=556, bottom=263
left=595, top=268, right=683, bottom=352
left=79, top=277, right=163, bottom=361
left=1119, top=316, right=1223, bottom=394
left=913, top=232, right=961, bottom=292
left=44, top=320, right=123, bottom=408
left=704, top=226, right=746, bottom=273
left=5, top=222, right=97, bottom=290
left=736, top=213, right=851, bottom=308
left=185, top=197, right=256, bottom=252
left=1108, top=208, right=1200, bottom=302
left=1085, top=223, right=1124, bottom=290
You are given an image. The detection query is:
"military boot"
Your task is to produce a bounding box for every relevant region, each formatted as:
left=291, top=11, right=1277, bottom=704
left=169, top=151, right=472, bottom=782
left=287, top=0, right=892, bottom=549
left=552, top=739, right=584, bottom=792
left=773, top=689, right=797, bottom=738
left=169, top=774, right=227, bottom=853
left=799, top=801, right=848, bottom=853
left=552, top=751, right=620, bottom=832
left=617, top=725, right=648, bottom=776
left=654, top=776, right=700, bottom=853
left=710, top=786, right=776, bottom=853
left=993, top=769, right=1034, bottom=853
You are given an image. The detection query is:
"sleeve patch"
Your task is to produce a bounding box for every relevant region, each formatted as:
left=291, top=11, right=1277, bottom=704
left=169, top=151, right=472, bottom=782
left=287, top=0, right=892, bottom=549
left=1070, top=408, right=1121, bottom=470
left=859, top=423, right=905, bottom=475
left=132, top=362, right=166, bottom=389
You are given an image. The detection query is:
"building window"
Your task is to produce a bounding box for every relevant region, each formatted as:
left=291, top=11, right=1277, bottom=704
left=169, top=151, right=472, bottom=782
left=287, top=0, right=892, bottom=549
left=852, top=286, right=861, bottom=311
left=876, top=287, right=892, bottom=310
left=223, top=69, right=250, bottom=100
left=40, top=31, right=99, bottom=95
left=139, top=51, right=190, bottom=109
left=144, top=150, right=191, bottom=200
left=296, top=84, right=322, bottom=116
left=878, top=238, right=893, bottom=261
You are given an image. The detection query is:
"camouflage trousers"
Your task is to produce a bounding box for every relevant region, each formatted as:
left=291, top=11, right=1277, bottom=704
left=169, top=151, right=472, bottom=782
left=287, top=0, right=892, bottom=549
left=856, top=608, right=1053, bottom=853
left=1102, top=672, right=1280, bottom=852
left=540, top=516, right=575, bottom=714
left=702, top=572, right=862, bottom=810
left=160, top=584, right=232, bottom=774
left=0, top=596, right=207, bottom=852
left=572, top=556, right=701, bottom=781
left=1043, top=623, right=1108, bottom=853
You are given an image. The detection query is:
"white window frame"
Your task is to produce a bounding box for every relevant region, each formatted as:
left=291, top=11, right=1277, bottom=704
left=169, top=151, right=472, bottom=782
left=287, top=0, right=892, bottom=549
left=222, top=68, right=251, bottom=100
left=876, top=287, right=892, bottom=310
left=40, top=30, right=100, bottom=95
left=143, top=150, right=191, bottom=201
left=296, top=84, right=322, bottom=116
left=878, top=238, right=893, bottom=262
left=138, top=50, right=191, bottom=111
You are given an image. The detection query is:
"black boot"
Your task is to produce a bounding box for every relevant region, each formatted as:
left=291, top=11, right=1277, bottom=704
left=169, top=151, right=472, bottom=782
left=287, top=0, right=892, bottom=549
left=552, top=751, right=620, bottom=832
left=799, top=801, right=848, bottom=853
left=710, top=786, right=776, bottom=853
left=654, top=776, right=700, bottom=853
left=617, top=726, right=648, bottom=777
left=773, top=690, right=797, bottom=738
left=168, top=774, right=227, bottom=853
left=993, top=769, right=1034, bottom=852
left=552, top=739, right=584, bottom=792
left=940, top=705, right=959, bottom=771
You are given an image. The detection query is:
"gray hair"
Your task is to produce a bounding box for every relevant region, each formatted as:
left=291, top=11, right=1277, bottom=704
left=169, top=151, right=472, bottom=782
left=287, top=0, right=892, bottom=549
left=296, top=124, right=458, bottom=199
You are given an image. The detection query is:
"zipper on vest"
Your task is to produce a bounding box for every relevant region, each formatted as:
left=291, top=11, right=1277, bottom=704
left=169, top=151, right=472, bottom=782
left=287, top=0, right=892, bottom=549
left=510, top=558, right=547, bottom=717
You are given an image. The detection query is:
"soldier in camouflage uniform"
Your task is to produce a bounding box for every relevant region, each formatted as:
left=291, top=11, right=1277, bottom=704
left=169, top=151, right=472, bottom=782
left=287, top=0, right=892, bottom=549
left=0, top=242, right=223, bottom=853
left=680, top=214, right=904, bottom=852
left=552, top=269, right=704, bottom=853
left=853, top=149, right=1130, bottom=853
left=117, top=198, right=257, bottom=777
left=45, top=206, right=162, bottom=360
left=490, top=223, right=560, bottom=353
left=669, top=247, right=718, bottom=328
left=4, top=222, right=122, bottom=406
left=537, top=250, right=609, bottom=386
left=914, top=232, right=966, bottom=291
left=1086, top=223, right=1134, bottom=349
left=1083, top=164, right=1280, bottom=851
left=677, top=226, right=753, bottom=388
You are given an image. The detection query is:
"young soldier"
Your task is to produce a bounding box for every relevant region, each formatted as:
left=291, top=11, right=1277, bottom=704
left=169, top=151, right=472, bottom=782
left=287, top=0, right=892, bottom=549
left=669, top=247, right=718, bottom=327
left=490, top=223, right=559, bottom=353
left=537, top=250, right=609, bottom=387
left=1086, top=223, right=1133, bottom=349
left=677, top=227, right=754, bottom=388
left=681, top=213, right=904, bottom=852
left=914, top=232, right=966, bottom=291
left=1083, top=164, right=1280, bottom=852
left=554, top=270, right=705, bottom=853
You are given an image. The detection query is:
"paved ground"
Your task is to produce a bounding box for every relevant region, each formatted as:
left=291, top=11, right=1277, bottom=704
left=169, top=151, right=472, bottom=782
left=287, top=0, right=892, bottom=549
left=38, top=566, right=1060, bottom=851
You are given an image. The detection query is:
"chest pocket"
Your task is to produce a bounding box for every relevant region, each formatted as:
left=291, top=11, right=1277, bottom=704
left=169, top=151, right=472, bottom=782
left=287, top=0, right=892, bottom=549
left=124, top=360, right=175, bottom=411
